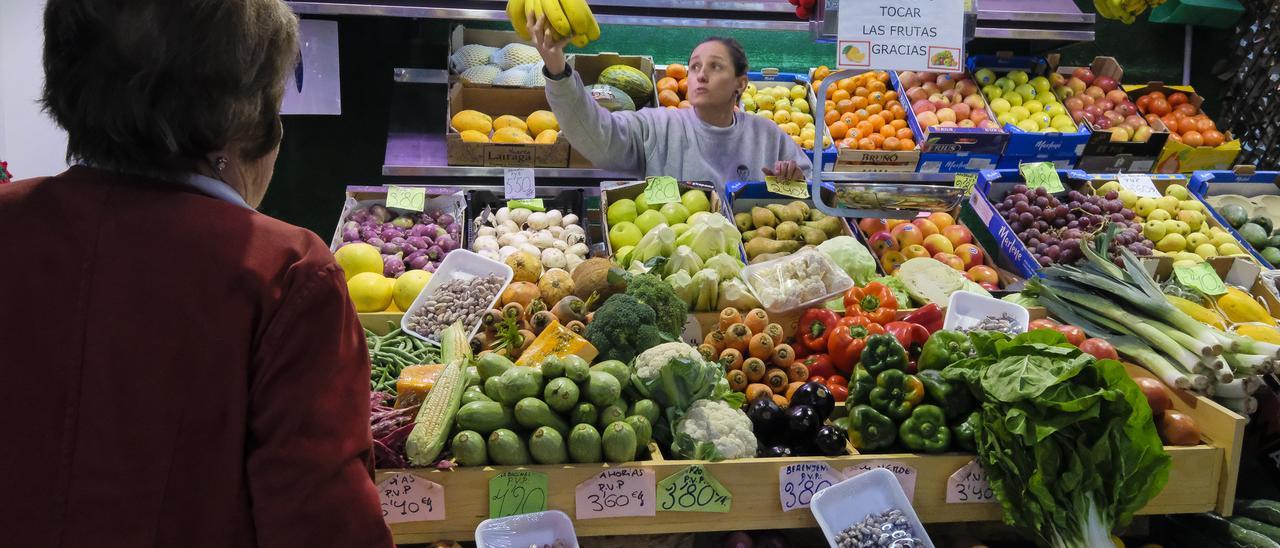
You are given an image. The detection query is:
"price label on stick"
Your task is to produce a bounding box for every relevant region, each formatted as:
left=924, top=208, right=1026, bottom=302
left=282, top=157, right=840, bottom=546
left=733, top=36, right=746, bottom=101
left=953, top=173, right=978, bottom=196
left=575, top=468, right=656, bottom=520
left=778, top=462, right=843, bottom=512
left=946, top=459, right=996, bottom=504
left=842, top=461, right=918, bottom=503
left=765, top=176, right=811, bottom=199
left=643, top=176, right=681, bottom=205
left=1117, top=174, right=1161, bottom=198
left=504, top=168, right=535, bottom=200
left=1174, top=262, right=1228, bottom=296
left=1019, top=162, right=1065, bottom=194
left=377, top=472, right=445, bottom=524
left=657, top=465, right=731, bottom=513
left=386, top=185, right=426, bottom=212
left=489, top=471, right=548, bottom=519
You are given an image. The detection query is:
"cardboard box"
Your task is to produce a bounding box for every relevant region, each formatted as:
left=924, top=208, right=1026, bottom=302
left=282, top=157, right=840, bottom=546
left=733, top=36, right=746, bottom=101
left=1189, top=167, right=1280, bottom=267
left=741, top=69, right=825, bottom=153
left=448, top=25, right=537, bottom=87
left=895, top=70, right=1008, bottom=157
left=1124, top=82, right=1242, bottom=173
left=1061, top=57, right=1172, bottom=172
left=965, top=54, right=1091, bottom=165
left=846, top=205, right=1021, bottom=289
left=464, top=188, right=589, bottom=250
left=813, top=70, right=922, bottom=172
left=445, top=84, right=570, bottom=167
left=995, top=153, right=1081, bottom=170
left=329, top=186, right=468, bottom=253
left=569, top=52, right=657, bottom=108
left=598, top=180, right=740, bottom=260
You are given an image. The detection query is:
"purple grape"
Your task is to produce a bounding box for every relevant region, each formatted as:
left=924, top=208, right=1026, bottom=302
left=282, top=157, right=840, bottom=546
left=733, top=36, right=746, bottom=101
left=1013, top=184, right=1029, bottom=194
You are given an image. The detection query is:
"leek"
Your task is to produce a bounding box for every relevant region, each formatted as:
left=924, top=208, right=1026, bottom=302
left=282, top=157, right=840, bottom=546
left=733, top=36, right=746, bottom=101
left=1216, top=377, right=1261, bottom=399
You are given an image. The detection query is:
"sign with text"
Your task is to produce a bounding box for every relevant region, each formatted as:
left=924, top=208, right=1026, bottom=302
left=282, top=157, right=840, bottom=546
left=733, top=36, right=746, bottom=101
left=953, top=173, right=978, bottom=196
left=778, top=462, right=843, bottom=511
left=1174, top=262, right=1228, bottom=296
left=765, top=176, right=811, bottom=199
left=378, top=472, right=445, bottom=524
left=643, top=176, right=681, bottom=205
left=657, top=465, right=731, bottom=513
left=386, top=186, right=426, bottom=212
left=489, top=471, right=548, bottom=519
left=575, top=468, right=656, bottom=520
left=946, top=459, right=995, bottom=504
left=842, top=461, right=918, bottom=502
left=1020, top=162, right=1066, bottom=194
left=504, top=168, right=535, bottom=200
left=837, top=0, right=965, bottom=73
left=1117, top=174, right=1161, bottom=198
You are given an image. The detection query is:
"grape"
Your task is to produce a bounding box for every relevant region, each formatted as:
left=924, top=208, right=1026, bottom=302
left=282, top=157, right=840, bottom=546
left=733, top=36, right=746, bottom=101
left=1122, top=209, right=1135, bottom=220
left=1039, top=256, right=1054, bottom=266
left=1013, top=184, right=1028, bottom=194
left=1009, top=222, right=1024, bottom=233
left=1046, top=245, right=1061, bottom=259
left=1028, top=237, right=1041, bottom=247
left=1035, top=196, right=1050, bottom=207
left=1109, top=213, right=1125, bottom=223
left=1015, top=201, right=1030, bottom=213
left=1019, top=212, right=1034, bottom=224
left=1035, top=187, right=1048, bottom=197
left=1105, top=190, right=1119, bottom=200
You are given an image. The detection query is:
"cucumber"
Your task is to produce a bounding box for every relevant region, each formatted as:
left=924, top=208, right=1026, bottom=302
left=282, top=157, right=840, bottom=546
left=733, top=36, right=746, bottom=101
left=543, top=377, right=580, bottom=414
left=514, top=397, right=570, bottom=436
left=625, top=415, right=652, bottom=452
left=477, top=353, right=514, bottom=380
left=589, top=360, right=630, bottom=389
left=487, top=429, right=530, bottom=465
left=529, top=426, right=568, bottom=465
left=628, top=399, right=660, bottom=425
left=1239, top=500, right=1280, bottom=527
left=568, top=424, right=603, bottom=463
left=464, top=366, right=482, bottom=388
left=564, top=355, right=591, bottom=383
left=483, top=376, right=503, bottom=402
left=1233, top=516, right=1280, bottom=542
left=461, top=385, right=492, bottom=406
left=584, top=371, right=622, bottom=407
left=1181, top=512, right=1280, bottom=548
left=496, top=366, right=543, bottom=405
left=451, top=430, right=488, bottom=466
left=601, top=421, right=638, bottom=463
left=455, top=401, right=515, bottom=434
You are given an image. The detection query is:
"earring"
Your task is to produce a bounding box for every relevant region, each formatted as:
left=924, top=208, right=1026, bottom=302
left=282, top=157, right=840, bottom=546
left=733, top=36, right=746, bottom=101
left=213, top=156, right=228, bottom=174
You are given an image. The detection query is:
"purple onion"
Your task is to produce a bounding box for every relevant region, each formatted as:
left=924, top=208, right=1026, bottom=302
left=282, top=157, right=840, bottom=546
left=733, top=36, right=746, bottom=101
left=342, top=226, right=360, bottom=242
left=426, top=245, right=444, bottom=260
left=421, top=223, right=444, bottom=238
left=406, top=236, right=430, bottom=250
left=366, top=237, right=386, bottom=249
left=407, top=253, right=431, bottom=270
left=382, top=241, right=404, bottom=255
left=445, top=222, right=462, bottom=236
left=383, top=254, right=405, bottom=277
left=408, top=224, right=433, bottom=238
left=348, top=209, right=373, bottom=224
left=423, top=262, right=437, bottom=273
left=369, top=204, right=392, bottom=223
left=437, top=213, right=456, bottom=226
left=360, top=227, right=380, bottom=241
left=435, top=234, right=457, bottom=252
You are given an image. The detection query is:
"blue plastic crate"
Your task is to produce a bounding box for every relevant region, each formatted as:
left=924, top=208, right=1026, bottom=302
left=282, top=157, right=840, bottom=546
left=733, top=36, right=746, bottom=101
left=1189, top=169, right=1280, bottom=267
left=968, top=168, right=1090, bottom=277
left=965, top=55, right=1090, bottom=163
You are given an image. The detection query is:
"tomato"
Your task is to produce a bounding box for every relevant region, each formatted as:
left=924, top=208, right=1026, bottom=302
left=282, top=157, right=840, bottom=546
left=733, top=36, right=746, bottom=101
left=1028, top=318, right=1060, bottom=331
left=1079, top=337, right=1119, bottom=360
left=1054, top=324, right=1086, bottom=346
left=808, top=375, right=826, bottom=386
left=827, top=384, right=849, bottom=402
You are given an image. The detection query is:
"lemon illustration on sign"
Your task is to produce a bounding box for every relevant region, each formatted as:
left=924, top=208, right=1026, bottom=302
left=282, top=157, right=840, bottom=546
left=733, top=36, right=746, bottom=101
left=842, top=45, right=866, bottom=63
left=334, top=242, right=384, bottom=280
left=393, top=269, right=433, bottom=311
left=348, top=272, right=394, bottom=313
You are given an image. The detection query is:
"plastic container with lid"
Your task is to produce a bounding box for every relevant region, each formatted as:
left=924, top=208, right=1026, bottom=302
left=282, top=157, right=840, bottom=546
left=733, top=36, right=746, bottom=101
left=474, top=510, right=579, bottom=548
left=402, top=249, right=512, bottom=343
left=742, top=249, right=854, bottom=315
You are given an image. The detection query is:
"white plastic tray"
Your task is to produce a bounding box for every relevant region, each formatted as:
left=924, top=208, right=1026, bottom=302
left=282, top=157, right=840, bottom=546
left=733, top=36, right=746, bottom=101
left=402, top=249, right=512, bottom=343
left=474, top=510, right=579, bottom=548
left=742, top=248, right=855, bottom=315
left=810, top=468, right=934, bottom=548
left=943, top=290, right=1030, bottom=334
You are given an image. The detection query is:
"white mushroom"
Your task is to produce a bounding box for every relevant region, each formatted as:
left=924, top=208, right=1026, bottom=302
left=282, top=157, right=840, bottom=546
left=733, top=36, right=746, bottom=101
left=531, top=231, right=556, bottom=249
left=545, top=209, right=564, bottom=227
left=478, top=226, right=497, bottom=237
left=547, top=225, right=565, bottom=238
left=517, top=242, right=540, bottom=257
left=541, top=248, right=567, bottom=269
left=567, top=242, right=589, bottom=257
left=498, top=231, right=529, bottom=247
left=525, top=211, right=550, bottom=230
left=552, top=239, right=569, bottom=251
left=494, top=207, right=512, bottom=226
left=565, top=253, right=584, bottom=273
left=509, top=207, right=533, bottom=226
left=473, top=235, right=500, bottom=253
left=498, top=246, right=520, bottom=260
left=562, top=213, right=580, bottom=227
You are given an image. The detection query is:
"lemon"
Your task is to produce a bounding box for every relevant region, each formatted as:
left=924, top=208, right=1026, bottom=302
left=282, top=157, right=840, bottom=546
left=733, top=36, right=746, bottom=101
left=348, top=272, right=394, bottom=312
left=393, top=270, right=433, bottom=310
left=334, top=243, right=384, bottom=281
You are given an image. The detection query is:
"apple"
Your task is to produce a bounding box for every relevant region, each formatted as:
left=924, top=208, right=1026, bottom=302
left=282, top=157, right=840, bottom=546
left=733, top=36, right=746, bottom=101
left=635, top=209, right=667, bottom=234
left=967, top=265, right=999, bottom=285
left=609, top=221, right=643, bottom=250
left=969, top=109, right=990, bottom=123
left=868, top=230, right=898, bottom=255
left=955, top=243, right=984, bottom=269
left=912, top=218, right=940, bottom=237
left=951, top=103, right=972, bottom=119
left=922, top=82, right=940, bottom=95
left=982, top=85, right=1003, bottom=99
left=607, top=198, right=639, bottom=225
left=881, top=250, right=908, bottom=273
left=963, top=94, right=986, bottom=109
left=1049, top=72, right=1066, bottom=87
left=912, top=99, right=937, bottom=113
left=1095, top=76, right=1118, bottom=92
left=979, top=282, right=1000, bottom=292
left=886, top=219, right=909, bottom=229
left=928, top=211, right=955, bottom=229
left=933, top=253, right=966, bottom=271
left=1072, top=67, right=1095, bottom=84
left=1067, top=77, right=1087, bottom=95
left=1109, top=127, right=1131, bottom=142
left=1133, top=125, right=1154, bottom=143
left=901, top=244, right=930, bottom=260
left=681, top=189, right=711, bottom=213
left=1105, top=89, right=1128, bottom=105
left=859, top=218, right=888, bottom=235
left=916, top=111, right=940, bottom=128
left=899, top=71, right=920, bottom=88
left=979, top=120, right=1001, bottom=129
left=942, top=224, right=973, bottom=247
left=659, top=202, right=691, bottom=225
left=923, top=234, right=955, bottom=255
left=974, top=68, right=997, bottom=85
left=1085, top=86, right=1106, bottom=99
left=958, top=120, right=976, bottom=128
left=907, top=86, right=928, bottom=103
left=936, top=108, right=957, bottom=123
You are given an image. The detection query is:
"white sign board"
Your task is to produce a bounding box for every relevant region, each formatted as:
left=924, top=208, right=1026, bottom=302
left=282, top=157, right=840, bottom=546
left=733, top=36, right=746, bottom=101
left=836, top=0, right=966, bottom=73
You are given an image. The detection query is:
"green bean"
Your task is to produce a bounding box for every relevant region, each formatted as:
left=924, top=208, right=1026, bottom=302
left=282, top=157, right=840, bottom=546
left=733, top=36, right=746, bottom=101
left=381, top=347, right=420, bottom=363
left=384, top=327, right=403, bottom=339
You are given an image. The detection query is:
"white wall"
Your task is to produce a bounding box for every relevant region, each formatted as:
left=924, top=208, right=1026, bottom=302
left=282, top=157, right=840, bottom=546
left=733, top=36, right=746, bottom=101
left=0, top=0, right=69, bottom=178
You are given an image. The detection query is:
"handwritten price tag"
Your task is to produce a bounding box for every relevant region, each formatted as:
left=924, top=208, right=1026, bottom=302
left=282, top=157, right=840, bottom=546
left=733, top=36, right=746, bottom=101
left=489, top=470, right=548, bottom=519
left=657, top=465, right=731, bottom=513
left=504, top=168, right=535, bottom=200
left=953, top=173, right=978, bottom=196
left=946, top=459, right=996, bottom=504
left=506, top=198, right=545, bottom=211
left=1174, top=262, right=1228, bottom=296
left=1019, top=162, right=1064, bottom=194
left=378, top=472, right=445, bottom=524
left=778, top=462, right=843, bottom=512
left=575, top=468, right=656, bottom=520
left=765, top=176, right=811, bottom=199
left=1117, top=174, right=1161, bottom=198
left=842, top=461, right=918, bottom=503
left=643, top=176, right=681, bottom=205
left=386, top=185, right=426, bottom=212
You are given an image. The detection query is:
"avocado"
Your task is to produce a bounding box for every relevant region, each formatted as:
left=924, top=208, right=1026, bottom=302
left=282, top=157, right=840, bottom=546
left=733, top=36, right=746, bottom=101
left=1220, top=204, right=1249, bottom=229
left=1239, top=223, right=1268, bottom=248
left=1248, top=215, right=1274, bottom=234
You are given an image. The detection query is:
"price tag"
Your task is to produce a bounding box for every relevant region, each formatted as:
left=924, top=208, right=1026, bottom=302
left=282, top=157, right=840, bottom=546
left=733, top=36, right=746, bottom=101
left=1174, top=262, right=1228, bottom=296
left=842, top=462, right=918, bottom=503
left=946, top=459, right=996, bottom=504
left=643, top=176, right=681, bottom=205
left=574, top=468, right=656, bottom=520
left=1019, top=162, right=1065, bottom=194
left=657, top=465, right=731, bottom=513
left=765, top=176, right=811, bottom=199
left=1117, top=174, right=1161, bottom=198
left=680, top=315, right=703, bottom=347
left=953, top=173, right=978, bottom=196
left=506, top=198, right=545, bottom=211
left=504, top=168, right=535, bottom=200
left=386, top=185, right=426, bottom=212
left=489, top=470, right=548, bottom=519
left=778, top=462, right=843, bottom=512
left=377, top=472, right=445, bottom=524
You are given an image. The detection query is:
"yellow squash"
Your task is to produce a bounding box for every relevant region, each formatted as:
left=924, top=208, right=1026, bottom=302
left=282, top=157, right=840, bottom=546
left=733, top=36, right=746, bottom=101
left=1234, top=324, right=1280, bottom=345
left=1166, top=294, right=1225, bottom=329
left=1217, top=287, right=1276, bottom=326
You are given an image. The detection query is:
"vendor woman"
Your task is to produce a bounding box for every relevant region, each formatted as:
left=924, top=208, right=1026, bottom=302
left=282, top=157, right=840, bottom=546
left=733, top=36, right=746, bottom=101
left=528, top=14, right=812, bottom=185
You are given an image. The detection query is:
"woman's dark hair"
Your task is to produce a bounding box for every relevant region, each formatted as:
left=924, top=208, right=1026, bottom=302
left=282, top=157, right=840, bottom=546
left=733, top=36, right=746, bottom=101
left=41, top=0, right=299, bottom=176
left=699, top=36, right=749, bottom=77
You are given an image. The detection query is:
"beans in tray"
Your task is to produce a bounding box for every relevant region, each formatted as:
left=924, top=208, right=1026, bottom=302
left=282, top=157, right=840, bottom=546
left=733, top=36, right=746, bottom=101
left=407, top=273, right=504, bottom=338
left=960, top=312, right=1021, bottom=335
left=530, top=541, right=570, bottom=548
left=835, top=508, right=924, bottom=548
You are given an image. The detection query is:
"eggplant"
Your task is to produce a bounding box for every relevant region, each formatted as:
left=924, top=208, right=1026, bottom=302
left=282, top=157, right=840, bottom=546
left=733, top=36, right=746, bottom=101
left=785, top=405, right=820, bottom=444
left=814, top=425, right=847, bottom=456
left=790, top=382, right=835, bottom=421
left=759, top=444, right=794, bottom=458
left=745, top=397, right=786, bottom=443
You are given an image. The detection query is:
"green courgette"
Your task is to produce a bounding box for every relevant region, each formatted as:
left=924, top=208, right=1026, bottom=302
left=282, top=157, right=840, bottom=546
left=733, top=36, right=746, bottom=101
left=1239, top=500, right=1280, bottom=527
left=1181, top=513, right=1280, bottom=548
left=1234, top=516, right=1280, bottom=542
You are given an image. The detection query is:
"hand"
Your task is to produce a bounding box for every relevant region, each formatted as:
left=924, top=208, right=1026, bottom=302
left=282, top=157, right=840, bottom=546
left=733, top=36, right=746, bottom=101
left=527, top=11, right=572, bottom=75
left=762, top=160, right=805, bottom=182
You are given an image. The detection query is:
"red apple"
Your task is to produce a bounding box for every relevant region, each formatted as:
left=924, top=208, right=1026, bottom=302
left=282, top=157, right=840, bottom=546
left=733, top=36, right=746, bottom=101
left=1085, top=86, right=1106, bottom=99
left=1105, top=89, right=1128, bottom=105
left=912, top=218, right=940, bottom=237
left=899, top=71, right=920, bottom=89
left=1133, top=125, right=1154, bottom=143
left=955, top=243, right=984, bottom=269
left=907, top=86, right=928, bottom=103
left=902, top=244, right=930, bottom=259
left=1064, top=96, right=1084, bottom=112
left=881, top=250, right=908, bottom=274
left=868, top=230, right=898, bottom=255
left=1072, top=67, right=1095, bottom=85
left=979, top=282, right=1000, bottom=291
left=1096, top=76, right=1118, bottom=92
left=967, top=265, right=999, bottom=285
left=979, top=120, right=1001, bottom=129
left=941, top=224, right=972, bottom=247
left=933, top=253, right=966, bottom=271
left=891, top=223, right=924, bottom=248
left=951, top=103, right=972, bottom=119
left=859, top=218, right=888, bottom=235
left=923, top=233, right=955, bottom=255
left=963, top=94, right=986, bottom=109
left=1067, top=77, right=1087, bottom=95
left=916, top=111, right=940, bottom=128
left=928, top=211, right=955, bottom=229
left=1049, top=72, right=1066, bottom=87
left=969, top=109, right=990, bottom=123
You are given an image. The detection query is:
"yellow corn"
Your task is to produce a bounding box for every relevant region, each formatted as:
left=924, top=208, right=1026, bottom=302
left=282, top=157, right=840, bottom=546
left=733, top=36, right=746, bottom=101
left=1218, top=287, right=1276, bottom=326
left=405, top=322, right=472, bottom=466
left=1166, top=294, right=1225, bottom=329
left=1234, top=324, right=1280, bottom=345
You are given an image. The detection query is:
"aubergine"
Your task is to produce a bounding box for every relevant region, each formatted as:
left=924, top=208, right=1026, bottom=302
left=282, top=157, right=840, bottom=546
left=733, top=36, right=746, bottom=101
left=790, top=382, right=835, bottom=421
left=785, top=404, right=820, bottom=444
left=759, top=444, right=794, bottom=458
left=745, top=396, right=786, bottom=443
left=814, top=425, right=847, bottom=456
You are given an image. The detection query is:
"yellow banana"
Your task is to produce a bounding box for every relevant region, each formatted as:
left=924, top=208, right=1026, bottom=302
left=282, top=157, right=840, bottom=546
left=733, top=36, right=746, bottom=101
left=507, top=0, right=531, bottom=40
left=558, top=0, right=601, bottom=41
left=526, top=0, right=544, bottom=31
left=571, top=34, right=588, bottom=48
left=1093, top=0, right=1121, bottom=20
left=541, top=0, right=573, bottom=39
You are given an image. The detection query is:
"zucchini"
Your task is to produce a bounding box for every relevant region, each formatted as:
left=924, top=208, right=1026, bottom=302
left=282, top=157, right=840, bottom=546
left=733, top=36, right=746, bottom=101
left=1239, top=500, right=1280, bottom=527
left=1181, top=513, right=1280, bottom=548
left=1234, top=516, right=1280, bottom=542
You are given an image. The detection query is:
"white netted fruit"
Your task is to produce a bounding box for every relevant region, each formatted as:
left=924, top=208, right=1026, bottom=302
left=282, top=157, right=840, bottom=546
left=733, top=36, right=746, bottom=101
left=460, top=64, right=501, bottom=85
left=493, top=67, right=530, bottom=87
left=491, top=43, right=541, bottom=70
left=449, top=44, right=497, bottom=73
left=523, top=69, right=547, bottom=88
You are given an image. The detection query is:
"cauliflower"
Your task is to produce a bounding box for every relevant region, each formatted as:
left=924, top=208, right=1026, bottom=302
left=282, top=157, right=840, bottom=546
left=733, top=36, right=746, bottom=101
left=673, top=399, right=758, bottom=461
left=634, top=342, right=703, bottom=380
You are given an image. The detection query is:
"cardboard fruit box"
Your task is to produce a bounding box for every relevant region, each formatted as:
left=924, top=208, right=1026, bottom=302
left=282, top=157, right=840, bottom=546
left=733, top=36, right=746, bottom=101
left=448, top=25, right=540, bottom=88
left=1124, top=82, right=1241, bottom=174
left=568, top=52, right=657, bottom=108
left=1190, top=167, right=1280, bottom=268
left=965, top=54, right=1091, bottom=168
left=1063, top=57, right=1173, bottom=173
left=895, top=69, right=1008, bottom=174
left=597, top=180, right=740, bottom=261
left=445, top=84, right=570, bottom=167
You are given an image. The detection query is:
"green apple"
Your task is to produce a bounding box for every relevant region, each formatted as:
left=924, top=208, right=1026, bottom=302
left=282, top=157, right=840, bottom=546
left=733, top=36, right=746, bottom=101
left=1014, top=84, right=1038, bottom=101
left=1009, top=106, right=1030, bottom=121
left=1008, top=70, right=1030, bottom=85
left=635, top=210, right=667, bottom=234
left=1023, top=100, right=1044, bottom=113
left=995, top=78, right=1016, bottom=93
left=607, top=198, right=638, bottom=225
left=681, top=189, right=711, bottom=214
left=989, top=98, right=1011, bottom=114
left=996, top=113, right=1018, bottom=127
left=1031, top=113, right=1052, bottom=129
left=1016, top=120, right=1041, bottom=133
left=609, top=222, right=643, bottom=250
left=1004, top=93, right=1023, bottom=107
left=1045, top=103, right=1067, bottom=117
left=659, top=202, right=691, bottom=225
left=982, top=85, right=1003, bottom=99
left=975, top=68, right=997, bottom=85
left=1030, top=76, right=1051, bottom=94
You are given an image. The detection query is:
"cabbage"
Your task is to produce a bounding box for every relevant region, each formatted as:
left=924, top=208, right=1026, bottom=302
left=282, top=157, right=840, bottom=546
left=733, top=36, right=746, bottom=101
left=631, top=224, right=676, bottom=266
left=718, top=279, right=760, bottom=310
left=691, top=268, right=720, bottom=311
left=664, top=271, right=697, bottom=306
left=667, top=245, right=704, bottom=277
left=677, top=214, right=741, bottom=260
left=705, top=254, right=744, bottom=281
left=816, top=236, right=877, bottom=286
left=874, top=276, right=911, bottom=309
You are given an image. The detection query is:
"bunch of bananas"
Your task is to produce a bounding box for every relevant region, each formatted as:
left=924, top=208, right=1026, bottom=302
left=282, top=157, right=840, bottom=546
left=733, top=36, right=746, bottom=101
left=507, top=0, right=601, bottom=47
left=1093, top=0, right=1167, bottom=23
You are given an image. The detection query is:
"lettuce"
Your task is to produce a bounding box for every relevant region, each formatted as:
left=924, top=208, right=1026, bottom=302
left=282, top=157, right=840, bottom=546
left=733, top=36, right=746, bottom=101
left=817, top=236, right=877, bottom=286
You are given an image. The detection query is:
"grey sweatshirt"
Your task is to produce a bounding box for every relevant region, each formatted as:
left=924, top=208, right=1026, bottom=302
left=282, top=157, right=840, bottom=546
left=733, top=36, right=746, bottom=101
left=545, top=70, right=813, bottom=185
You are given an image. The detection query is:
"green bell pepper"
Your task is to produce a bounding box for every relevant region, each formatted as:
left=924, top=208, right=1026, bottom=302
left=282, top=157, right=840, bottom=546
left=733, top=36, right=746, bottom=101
left=849, top=366, right=875, bottom=406
left=899, top=405, right=951, bottom=453
left=917, top=329, right=973, bottom=371
left=918, top=369, right=974, bottom=422
left=952, top=411, right=980, bottom=452
left=869, top=369, right=925, bottom=422
left=859, top=333, right=909, bottom=377
left=848, top=404, right=896, bottom=451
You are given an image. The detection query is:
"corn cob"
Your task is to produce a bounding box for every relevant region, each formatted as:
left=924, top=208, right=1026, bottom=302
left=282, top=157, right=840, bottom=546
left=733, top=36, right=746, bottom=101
left=405, top=322, right=472, bottom=466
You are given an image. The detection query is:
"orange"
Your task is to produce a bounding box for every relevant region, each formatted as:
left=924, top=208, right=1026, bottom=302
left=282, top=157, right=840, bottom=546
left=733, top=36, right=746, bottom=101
left=838, top=78, right=857, bottom=94
left=897, top=138, right=915, bottom=151
left=657, top=77, right=679, bottom=93
left=840, top=112, right=858, bottom=126
left=885, top=91, right=899, bottom=102
left=883, top=136, right=901, bottom=150
left=890, top=119, right=907, bottom=130
left=832, top=89, right=851, bottom=103
left=837, top=99, right=855, bottom=114
left=840, top=137, right=856, bottom=149
left=659, top=89, right=681, bottom=107
left=879, top=124, right=896, bottom=138
left=825, top=85, right=837, bottom=99
left=868, top=133, right=886, bottom=148
left=868, top=91, right=885, bottom=104
left=889, top=105, right=907, bottom=120
left=858, top=137, right=876, bottom=150
left=813, top=66, right=831, bottom=80
left=896, top=127, right=914, bottom=140
left=666, top=63, right=688, bottom=80
left=1196, top=117, right=1216, bottom=132
left=855, top=86, right=870, bottom=97
left=679, top=79, right=689, bottom=96
left=868, top=114, right=886, bottom=130
left=1178, top=118, right=1198, bottom=134
left=825, top=100, right=836, bottom=112
left=850, top=96, right=869, bottom=110
left=865, top=103, right=884, bottom=116
left=868, top=80, right=887, bottom=93
left=854, top=109, right=870, bottom=121
left=829, top=121, right=850, bottom=139
left=824, top=110, right=840, bottom=126
left=856, top=121, right=875, bottom=137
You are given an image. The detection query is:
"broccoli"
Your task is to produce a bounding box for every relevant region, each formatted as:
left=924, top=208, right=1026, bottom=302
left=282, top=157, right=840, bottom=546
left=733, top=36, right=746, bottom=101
left=624, top=273, right=689, bottom=339
left=583, top=293, right=666, bottom=364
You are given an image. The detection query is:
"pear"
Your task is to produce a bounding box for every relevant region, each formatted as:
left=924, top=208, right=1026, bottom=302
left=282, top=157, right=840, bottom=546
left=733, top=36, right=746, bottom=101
left=799, top=225, right=828, bottom=246
left=767, top=203, right=806, bottom=223
left=734, top=212, right=754, bottom=232
left=805, top=215, right=847, bottom=237
left=751, top=206, right=778, bottom=228
left=745, top=237, right=800, bottom=259
left=775, top=221, right=801, bottom=241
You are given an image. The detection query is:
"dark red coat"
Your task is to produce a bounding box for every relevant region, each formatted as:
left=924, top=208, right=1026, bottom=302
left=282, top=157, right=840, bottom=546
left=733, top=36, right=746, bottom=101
left=0, top=167, right=393, bottom=547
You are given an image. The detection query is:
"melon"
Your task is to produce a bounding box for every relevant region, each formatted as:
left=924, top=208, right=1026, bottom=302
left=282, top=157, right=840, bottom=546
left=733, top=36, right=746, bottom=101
left=598, top=64, right=653, bottom=106
left=588, top=84, right=637, bottom=112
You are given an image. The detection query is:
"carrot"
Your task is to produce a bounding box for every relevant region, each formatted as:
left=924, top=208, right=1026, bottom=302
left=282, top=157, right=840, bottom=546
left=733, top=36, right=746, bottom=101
left=744, top=308, right=769, bottom=334
left=724, top=323, right=751, bottom=352
left=719, top=308, right=743, bottom=331
left=748, top=333, right=775, bottom=361
left=697, top=344, right=717, bottom=362
left=765, top=368, right=790, bottom=393
left=764, top=323, right=785, bottom=343
left=719, top=348, right=744, bottom=371
left=772, top=394, right=790, bottom=409
left=743, top=358, right=767, bottom=382
left=771, top=344, right=795, bottom=367
left=786, top=362, right=809, bottom=383
left=746, top=383, right=773, bottom=402
left=727, top=370, right=749, bottom=392
left=704, top=330, right=726, bottom=354
left=785, top=381, right=806, bottom=401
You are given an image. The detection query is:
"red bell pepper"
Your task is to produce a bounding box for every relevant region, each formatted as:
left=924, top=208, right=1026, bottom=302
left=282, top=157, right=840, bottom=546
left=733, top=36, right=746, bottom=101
left=828, top=317, right=886, bottom=375
left=801, top=354, right=835, bottom=379
left=843, top=282, right=898, bottom=325
left=798, top=308, right=839, bottom=352
left=885, top=321, right=931, bottom=355
left=902, top=303, right=944, bottom=334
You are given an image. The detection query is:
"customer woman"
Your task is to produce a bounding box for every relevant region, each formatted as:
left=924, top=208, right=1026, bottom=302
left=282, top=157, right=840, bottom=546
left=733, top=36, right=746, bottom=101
left=528, top=15, right=812, bottom=185
left=0, top=1, right=393, bottom=546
